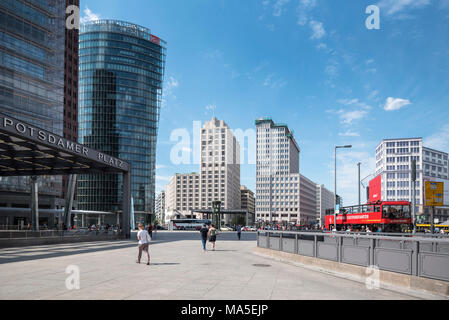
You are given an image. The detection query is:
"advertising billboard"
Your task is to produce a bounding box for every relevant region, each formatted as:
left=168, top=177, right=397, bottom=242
left=424, top=181, right=444, bottom=207
left=369, top=174, right=382, bottom=202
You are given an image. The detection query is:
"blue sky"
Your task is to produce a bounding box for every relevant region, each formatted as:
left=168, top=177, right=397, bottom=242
left=80, top=0, right=449, bottom=206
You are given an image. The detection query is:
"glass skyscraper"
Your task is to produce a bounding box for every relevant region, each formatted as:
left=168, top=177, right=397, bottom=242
left=78, top=20, right=166, bottom=224
left=0, top=0, right=65, bottom=202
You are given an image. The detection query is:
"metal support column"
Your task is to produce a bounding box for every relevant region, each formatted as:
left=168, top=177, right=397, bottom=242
left=63, top=174, right=77, bottom=229
left=30, top=176, right=39, bottom=231
left=122, top=171, right=131, bottom=238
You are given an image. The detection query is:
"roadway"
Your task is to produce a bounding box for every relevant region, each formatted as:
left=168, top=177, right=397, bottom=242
left=0, top=232, right=423, bottom=300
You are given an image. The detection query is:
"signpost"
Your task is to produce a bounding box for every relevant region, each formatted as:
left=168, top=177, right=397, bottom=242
left=425, top=181, right=444, bottom=233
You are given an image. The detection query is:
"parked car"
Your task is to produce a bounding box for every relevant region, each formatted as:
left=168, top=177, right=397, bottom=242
left=220, top=226, right=233, bottom=231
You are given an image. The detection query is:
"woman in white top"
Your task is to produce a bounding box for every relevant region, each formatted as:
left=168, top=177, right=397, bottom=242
left=137, top=223, right=151, bottom=265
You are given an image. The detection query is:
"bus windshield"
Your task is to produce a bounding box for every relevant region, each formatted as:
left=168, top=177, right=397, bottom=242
left=382, top=205, right=411, bottom=219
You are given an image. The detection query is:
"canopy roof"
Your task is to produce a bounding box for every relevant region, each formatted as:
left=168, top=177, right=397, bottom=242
left=0, top=112, right=129, bottom=177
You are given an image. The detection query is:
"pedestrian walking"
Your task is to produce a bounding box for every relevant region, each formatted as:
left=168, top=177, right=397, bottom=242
left=208, top=224, right=218, bottom=251
left=237, top=225, right=242, bottom=240
left=199, top=223, right=209, bottom=251
left=147, top=224, right=153, bottom=239
left=137, top=223, right=151, bottom=265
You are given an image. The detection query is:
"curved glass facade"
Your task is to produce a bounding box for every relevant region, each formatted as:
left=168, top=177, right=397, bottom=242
left=78, top=20, right=166, bottom=222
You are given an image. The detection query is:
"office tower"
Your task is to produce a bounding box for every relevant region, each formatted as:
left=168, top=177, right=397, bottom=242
left=200, top=117, right=241, bottom=213
left=299, top=174, right=317, bottom=222
left=155, top=191, right=165, bottom=225
left=316, top=184, right=334, bottom=227
left=374, top=138, right=449, bottom=221
left=0, top=0, right=66, bottom=225
left=165, top=173, right=200, bottom=219
left=78, top=20, right=166, bottom=224
left=240, top=185, right=255, bottom=215
left=255, top=118, right=301, bottom=223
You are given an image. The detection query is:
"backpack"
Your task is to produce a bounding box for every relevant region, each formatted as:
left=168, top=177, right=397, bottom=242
left=210, top=228, right=217, bottom=236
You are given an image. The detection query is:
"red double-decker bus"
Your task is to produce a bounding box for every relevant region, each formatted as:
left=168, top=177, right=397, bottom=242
left=324, top=201, right=412, bottom=232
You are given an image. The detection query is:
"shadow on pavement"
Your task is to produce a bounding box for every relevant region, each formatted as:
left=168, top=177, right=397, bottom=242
left=0, top=241, right=136, bottom=265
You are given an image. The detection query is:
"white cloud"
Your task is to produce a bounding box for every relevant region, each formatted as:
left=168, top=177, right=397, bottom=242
left=325, top=61, right=338, bottom=77
left=383, top=97, right=411, bottom=111
left=368, top=90, right=379, bottom=100
left=162, top=76, right=179, bottom=107
left=377, top=0, right=431, bottom=15
left=80, top=7, right=100, bottom=24
left=155, top=165, right=166, bottom=170
left=338, top=110, right=368, bottom=124
left=338, top=98, right=372, bottom=110
left=339, top=131, right=361, bottom=137
left=156, top=175, right=171, bottom=182
left=296, top=0, right=317, bottom=25
left=316, top=43, right=327, bottom=50
left=273, top=0, right=290, bottom=17
left=309, top=20, right=326, bottom=39
left=425, top=124, right=449, bottom=152
left=203, top=49, right=223, bottom=60
left=205, top=104, right=216, bottom=111
left=262, top=74, right=287, bottom=89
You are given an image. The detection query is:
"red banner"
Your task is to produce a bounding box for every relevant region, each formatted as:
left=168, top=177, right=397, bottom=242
left=369, top=174, right=382, bottom=202
left=150, top=34, right=160, bottom=45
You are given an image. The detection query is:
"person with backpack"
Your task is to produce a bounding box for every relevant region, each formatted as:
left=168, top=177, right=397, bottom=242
left=137, top=223, right=151, bottom=265
left=208, top=224, right=218, bottom=251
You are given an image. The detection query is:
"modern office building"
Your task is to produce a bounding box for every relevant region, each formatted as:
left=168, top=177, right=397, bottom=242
left=240, top=185, right=255, bottom=215
left=78, top=20, right=166, bottom=225
left=165, top=173, right=200, bottom=219
left=200, top=117, right=241, bottom=212
left=374, top=138, right=449, bottom=221
left=255, top=118, right=330, bottom=225
left=155, top=191, right=165, bottom=225
left=255, top=118, right=301, bottom=223
left=299, top=174, right=318, bottom=223
left=0, top=0, right=67, bottom=226
left=316, top=184, right=335, bottom=227
left=62, top=0, right=80, bottom=200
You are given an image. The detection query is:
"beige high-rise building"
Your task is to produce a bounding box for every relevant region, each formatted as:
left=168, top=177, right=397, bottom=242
left=200, top=117, right=241, bottom=211
left=165, top=173, right=200, bottom=219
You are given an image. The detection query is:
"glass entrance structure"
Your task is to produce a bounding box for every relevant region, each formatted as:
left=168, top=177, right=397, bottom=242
left=78, top=20, right=166, bottom=224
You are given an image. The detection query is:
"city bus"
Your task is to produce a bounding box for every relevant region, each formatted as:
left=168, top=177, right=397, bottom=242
left=169, top=219, right=212, bottom=231
left=325, top=201, right=412, bottom=232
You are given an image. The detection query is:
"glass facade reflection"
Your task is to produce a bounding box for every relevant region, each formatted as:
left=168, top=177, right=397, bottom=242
left=78, top=20, right=166, bottom=222
left=0, top=0, right=65, bottom=196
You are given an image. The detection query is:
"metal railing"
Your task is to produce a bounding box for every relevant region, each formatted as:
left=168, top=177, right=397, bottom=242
left=257, top=230, right=449, bottom=282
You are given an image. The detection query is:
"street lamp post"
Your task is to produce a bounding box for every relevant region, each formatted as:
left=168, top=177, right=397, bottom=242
left=334, top=145, right=352, bottom=231
left=358, top=162, right=361, bottom=207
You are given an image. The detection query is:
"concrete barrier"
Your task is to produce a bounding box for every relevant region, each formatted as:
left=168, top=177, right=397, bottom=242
left=255, top=246, right=449, bottom=299
left=130, top=230, right=258, bottom=242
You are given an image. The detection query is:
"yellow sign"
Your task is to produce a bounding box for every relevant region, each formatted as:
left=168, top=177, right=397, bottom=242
left=425, top=181, right=444, bottom=207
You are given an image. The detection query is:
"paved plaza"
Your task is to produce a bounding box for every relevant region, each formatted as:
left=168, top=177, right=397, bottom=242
left=0, top=233, right=424, bottom=300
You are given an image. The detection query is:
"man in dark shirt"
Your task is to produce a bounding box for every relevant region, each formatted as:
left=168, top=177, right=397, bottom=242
left=199, top=224, right=209, bottom=251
